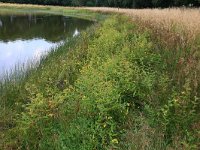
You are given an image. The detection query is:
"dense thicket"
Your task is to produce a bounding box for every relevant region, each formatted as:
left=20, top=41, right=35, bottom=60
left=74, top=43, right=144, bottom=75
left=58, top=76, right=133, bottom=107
left=0, top=0, right=200, bottom=8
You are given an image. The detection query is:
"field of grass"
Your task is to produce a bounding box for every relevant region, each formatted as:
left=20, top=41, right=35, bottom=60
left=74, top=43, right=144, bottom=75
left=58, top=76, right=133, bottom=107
left=0, top=3, right=199, bottom=150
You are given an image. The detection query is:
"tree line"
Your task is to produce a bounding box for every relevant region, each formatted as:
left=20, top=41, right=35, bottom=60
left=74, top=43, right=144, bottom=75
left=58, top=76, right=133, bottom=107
left=0, top=0, right=200, bottom=8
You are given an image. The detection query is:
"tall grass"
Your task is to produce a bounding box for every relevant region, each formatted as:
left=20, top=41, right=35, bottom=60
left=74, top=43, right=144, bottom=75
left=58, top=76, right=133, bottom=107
left=84, top=8, right=200, bottom=35
left=0, top=4, right=199, bottom=150
left=72, top=7, right=200, bottom=149
left=84, top=8, right=200, bottom=145
left=85, top=8, right=200, bottom=84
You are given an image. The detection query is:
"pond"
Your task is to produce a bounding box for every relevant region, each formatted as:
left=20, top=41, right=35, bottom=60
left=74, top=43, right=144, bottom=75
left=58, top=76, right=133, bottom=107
left=0, top=11, right=93, bottom=75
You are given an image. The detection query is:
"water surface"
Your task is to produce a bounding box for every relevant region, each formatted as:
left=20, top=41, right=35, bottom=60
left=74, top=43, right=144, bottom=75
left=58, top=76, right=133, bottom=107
left=0, top=11, right=93, bottom=75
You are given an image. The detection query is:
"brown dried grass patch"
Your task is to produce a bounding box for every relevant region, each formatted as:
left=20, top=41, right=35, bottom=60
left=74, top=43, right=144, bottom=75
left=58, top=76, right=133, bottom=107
left=83, top=7, right=200, bottom=40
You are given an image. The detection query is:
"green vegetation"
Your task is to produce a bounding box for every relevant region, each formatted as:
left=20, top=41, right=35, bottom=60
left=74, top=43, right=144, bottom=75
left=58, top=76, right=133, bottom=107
left=0, top=0, right=200, bottom=8
left=0, top=5, right=106, bottom=21
left=0, top=6, right=199, bottom=150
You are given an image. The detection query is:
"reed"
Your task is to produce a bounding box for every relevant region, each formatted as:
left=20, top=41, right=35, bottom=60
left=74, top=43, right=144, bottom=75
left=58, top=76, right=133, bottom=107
left=84, top=7, right=200, bottom=37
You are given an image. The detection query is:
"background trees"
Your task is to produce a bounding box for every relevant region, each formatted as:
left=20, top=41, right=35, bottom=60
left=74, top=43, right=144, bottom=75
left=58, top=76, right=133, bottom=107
left=0, top=0, right=199, bottom=8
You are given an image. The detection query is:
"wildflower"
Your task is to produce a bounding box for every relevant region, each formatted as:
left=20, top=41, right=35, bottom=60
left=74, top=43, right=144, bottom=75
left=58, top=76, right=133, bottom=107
left=111, top=139, right=119, bottom=144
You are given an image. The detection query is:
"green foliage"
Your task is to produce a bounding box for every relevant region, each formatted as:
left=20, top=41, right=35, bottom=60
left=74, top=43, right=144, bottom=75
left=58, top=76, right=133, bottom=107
left=1, top=13, right=199, bottom=150
left=159, top=88, right=199, bottom=149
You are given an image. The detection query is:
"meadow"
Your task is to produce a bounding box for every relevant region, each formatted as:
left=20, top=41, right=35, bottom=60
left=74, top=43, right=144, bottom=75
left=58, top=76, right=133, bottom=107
left=0, top=3, right=199, bottom=149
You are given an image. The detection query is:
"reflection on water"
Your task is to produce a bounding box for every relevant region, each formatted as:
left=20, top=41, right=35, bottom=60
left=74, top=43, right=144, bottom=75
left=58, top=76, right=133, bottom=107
left=0, top=19, right=2, bottom=27
left=0, top=39, right=57, bottom=73
left=0, top=12, right=93, bottom=74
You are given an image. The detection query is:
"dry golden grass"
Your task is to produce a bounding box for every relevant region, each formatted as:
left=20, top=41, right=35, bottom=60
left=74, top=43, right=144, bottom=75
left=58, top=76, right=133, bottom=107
left=83, top=7, right=200, bottom=39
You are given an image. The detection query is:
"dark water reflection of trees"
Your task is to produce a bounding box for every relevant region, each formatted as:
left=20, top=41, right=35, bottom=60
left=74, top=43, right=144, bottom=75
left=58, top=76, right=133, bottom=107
left=0, top=14, right=93, bottom=42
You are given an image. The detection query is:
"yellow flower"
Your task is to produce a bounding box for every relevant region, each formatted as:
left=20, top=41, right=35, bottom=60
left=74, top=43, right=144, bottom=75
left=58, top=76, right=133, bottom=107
left=111, top=139, right=119, bottom=144
left=108, top=116, right=112, bottom=119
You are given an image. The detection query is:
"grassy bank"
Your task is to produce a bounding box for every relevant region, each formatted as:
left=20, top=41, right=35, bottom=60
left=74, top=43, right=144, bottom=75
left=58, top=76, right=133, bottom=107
left=0, top=4, right=199, bottom=150
left=0, top=3, right=108, bottom=21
